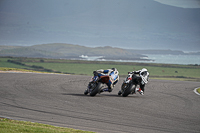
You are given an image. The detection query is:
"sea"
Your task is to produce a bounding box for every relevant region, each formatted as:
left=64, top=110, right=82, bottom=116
left=79, top=54, right=200, bottom=65
left=142, top=54, right=200, bottom=65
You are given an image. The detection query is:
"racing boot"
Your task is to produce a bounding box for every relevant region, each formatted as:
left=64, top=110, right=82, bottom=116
left=135, top=88, right=144, bottom=95
left=138, top=88, right=144, bottom=95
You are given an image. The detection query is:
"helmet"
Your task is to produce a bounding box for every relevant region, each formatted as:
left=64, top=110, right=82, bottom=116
left=142, top=68, right=147, bottom=72
left=140, top=68, right=148, bottom=76
left=111, top=68, right=117, bottom=71
left=140, top=68, right=149, bottom=84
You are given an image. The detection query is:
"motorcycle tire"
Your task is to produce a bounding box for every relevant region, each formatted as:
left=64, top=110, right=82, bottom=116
left=118, top=90, right=122, bottom=95
left=90, top=82, right=102, bottom=96
left=122, top=84, right=134, bottom=97
left=84, top=89, right=88, bottom=95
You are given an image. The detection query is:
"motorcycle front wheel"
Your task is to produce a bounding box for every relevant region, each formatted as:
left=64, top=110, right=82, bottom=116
left=84, top=89, right=88, bottom=95
left=122, top=83, right=134, bottom=97
left=90, top=82, right=102, bottom=96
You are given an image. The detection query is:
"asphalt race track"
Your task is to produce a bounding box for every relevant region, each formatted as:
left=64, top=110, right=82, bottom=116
left=0, top=73, right=200, bottom=133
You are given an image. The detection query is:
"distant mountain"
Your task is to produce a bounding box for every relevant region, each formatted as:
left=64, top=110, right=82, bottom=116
left=0, top=45, right=64, bottom=58
left=1, top=44, right=199, bottom=61
left=0, top=43, right=148, bottom=60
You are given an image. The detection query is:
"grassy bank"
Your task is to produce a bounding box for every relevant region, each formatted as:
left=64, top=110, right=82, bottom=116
left=0, top=118, right=94, bottom=133
left=0, top=56, right=200, bottom=81
left=197, top=88, right=200, bottom=94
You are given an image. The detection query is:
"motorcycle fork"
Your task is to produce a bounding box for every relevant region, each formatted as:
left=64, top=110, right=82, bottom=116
left=121, top=83, right=128, bottom=92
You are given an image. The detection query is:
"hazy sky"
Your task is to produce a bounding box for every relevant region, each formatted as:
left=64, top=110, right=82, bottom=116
left=0, top=0, right=200, bottom=51
left=154, top=0, right=200, bottom=8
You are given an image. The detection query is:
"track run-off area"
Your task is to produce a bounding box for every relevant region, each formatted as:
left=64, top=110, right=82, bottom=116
left=0, top=73, right=200, bottom=133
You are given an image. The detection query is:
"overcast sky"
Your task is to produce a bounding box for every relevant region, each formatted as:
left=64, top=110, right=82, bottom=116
left=154, top=0, right=200, bottom=8
left=0, top=0, right=200, bottom=51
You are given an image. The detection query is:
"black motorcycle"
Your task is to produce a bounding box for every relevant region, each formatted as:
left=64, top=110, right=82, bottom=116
left=118, top=72, right=149, bottom=97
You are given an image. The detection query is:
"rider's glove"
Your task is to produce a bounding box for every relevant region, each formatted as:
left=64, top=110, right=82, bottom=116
left=129, top=71, right=134, bottom=74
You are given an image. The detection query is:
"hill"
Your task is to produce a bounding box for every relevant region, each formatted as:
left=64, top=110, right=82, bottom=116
left=1, top=44, right=199, bottom=61
left=0, top=43, right=149, bottom=61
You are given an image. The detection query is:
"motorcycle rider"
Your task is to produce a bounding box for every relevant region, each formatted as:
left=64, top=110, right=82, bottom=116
left=92, top=68, right=119, bottom=92
left=130, top=68, right=149, bottom=95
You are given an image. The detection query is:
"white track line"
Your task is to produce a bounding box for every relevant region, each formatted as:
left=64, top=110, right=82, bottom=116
left=194, top=87, right=200, bottom=96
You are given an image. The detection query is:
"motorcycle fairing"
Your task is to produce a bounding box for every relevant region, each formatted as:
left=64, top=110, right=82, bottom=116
left=100, top=75, right=109, bottom=83
left=110, top=71, right=118, bottom=81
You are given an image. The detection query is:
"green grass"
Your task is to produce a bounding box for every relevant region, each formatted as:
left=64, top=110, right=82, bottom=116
left=0, top=67, right=41, bottom=73
left=0, top=57, right=200, bottom=81
left=23, top=62, right=200, bottom=77
left=197, top=88, right=200, bottom=94
left=0, top=57, right=31, bottom=69
left=0, top=118, right=94, bottom=133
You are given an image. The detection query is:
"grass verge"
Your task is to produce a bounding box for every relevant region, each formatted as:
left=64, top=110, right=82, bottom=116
left=0, top=118, right=94, bottom=133
left=0, top=56, right=200, bottom=81
left=0, top=67, right=41, bottom=73
left=197, top=88, right=200, bottom=94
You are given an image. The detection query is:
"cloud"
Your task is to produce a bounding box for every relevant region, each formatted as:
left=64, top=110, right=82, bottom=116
left=154, top=0, right=200, bottom=8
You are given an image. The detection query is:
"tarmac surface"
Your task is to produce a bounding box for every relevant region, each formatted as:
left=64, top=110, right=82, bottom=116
left=0, top=73, right=200, bottom=133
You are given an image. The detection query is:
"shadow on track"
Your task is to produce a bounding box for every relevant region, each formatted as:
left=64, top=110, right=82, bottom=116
left=62, top=93, right=140, bottom=98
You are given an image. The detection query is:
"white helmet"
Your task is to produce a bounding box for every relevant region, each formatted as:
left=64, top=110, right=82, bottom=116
left=140, top=68, right=148, bottom=76
left=140, top=68, right=149, bottom=84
